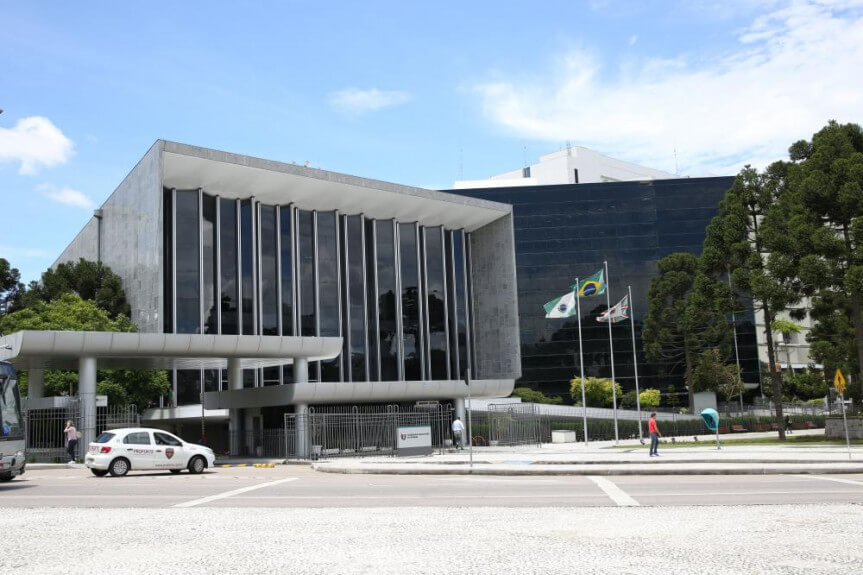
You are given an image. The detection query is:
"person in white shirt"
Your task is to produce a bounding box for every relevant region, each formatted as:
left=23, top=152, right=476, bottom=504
left=451, top=417, right=466, bottom=450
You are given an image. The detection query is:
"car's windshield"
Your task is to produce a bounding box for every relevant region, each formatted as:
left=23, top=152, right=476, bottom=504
left=0, top=375, right=24, bottom=440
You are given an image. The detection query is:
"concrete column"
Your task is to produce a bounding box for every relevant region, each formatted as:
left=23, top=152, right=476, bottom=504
left=78, top=357, right=97, bottom=460
left=294, top=402, right=309, bottom=459
left=294, top=358, right=308, bottom=384
left=453, top=397, right=466, bottom=449
left=228, top=359, right=243, bottom=456
left=28, top=368, right=44, bottom=399
left=454, top=397, right=466, bottom=422
left=293, top=358, right=311, bottom=458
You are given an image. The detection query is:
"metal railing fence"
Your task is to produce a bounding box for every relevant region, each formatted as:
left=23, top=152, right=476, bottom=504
left=24, top=402, right=139, bottom=463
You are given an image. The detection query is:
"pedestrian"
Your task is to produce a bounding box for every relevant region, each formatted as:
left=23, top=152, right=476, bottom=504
left=648, top=413, right=661, bottom=457
left=785, top=415, right=793, bottom=434
left=64, top=420, right=78, bottom=463
left=451, top=416, right=465, bottom=450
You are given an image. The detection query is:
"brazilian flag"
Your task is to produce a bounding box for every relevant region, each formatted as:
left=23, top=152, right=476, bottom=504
left=571, top=269, right=606, bottom=297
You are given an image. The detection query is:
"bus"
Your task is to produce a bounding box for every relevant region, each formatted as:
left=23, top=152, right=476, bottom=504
left=0, top=361, right=25, bottom=481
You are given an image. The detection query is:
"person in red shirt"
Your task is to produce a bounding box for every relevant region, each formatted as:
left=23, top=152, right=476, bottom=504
left=648, top=413, right=661, bottom=457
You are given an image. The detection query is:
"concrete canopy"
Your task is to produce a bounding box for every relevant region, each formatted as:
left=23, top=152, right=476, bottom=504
left=0, top=331, right=342, bottom=371
left=161, top=141, right=511, bottom=232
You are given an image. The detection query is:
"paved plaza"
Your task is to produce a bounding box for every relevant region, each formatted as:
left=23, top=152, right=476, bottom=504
left=6, top=444, right=863, bottom=573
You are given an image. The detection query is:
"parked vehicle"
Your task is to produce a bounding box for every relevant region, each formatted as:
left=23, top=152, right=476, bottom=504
left=0, top=361, right=26, bottom=482
left=85, top=427, right=215, bottom=477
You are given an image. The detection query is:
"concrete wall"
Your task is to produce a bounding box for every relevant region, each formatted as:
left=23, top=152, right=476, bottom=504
left=54, top=217, right=99, bottom=264
left=469, top=212, right=521, bottom=381
left=54, top=141, right=164, bottom=333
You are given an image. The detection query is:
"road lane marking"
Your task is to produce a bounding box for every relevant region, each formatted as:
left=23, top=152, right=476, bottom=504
left=172, top=478, right=298, bottom=508
left=587, top=476, right=640, bottom=507
left=799, top=475, right=863, bottom=487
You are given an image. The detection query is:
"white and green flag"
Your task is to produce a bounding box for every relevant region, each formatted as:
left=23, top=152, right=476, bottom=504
left=597, top=294, right=629, bottom=324
left=544, top=291, right=577, bottom=318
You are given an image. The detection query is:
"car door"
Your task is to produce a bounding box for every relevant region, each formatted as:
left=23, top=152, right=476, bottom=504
left=153, top=431, right=186, bottom=469
left=121, top=431, right=155, bottom=469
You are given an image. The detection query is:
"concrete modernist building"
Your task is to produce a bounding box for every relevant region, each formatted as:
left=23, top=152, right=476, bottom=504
left=52, top=141, right=520, bottom=442
left=453, top=145, right=677, bottom=189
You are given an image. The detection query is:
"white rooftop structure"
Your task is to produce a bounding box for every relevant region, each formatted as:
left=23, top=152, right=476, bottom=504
left=453, top=145, right=677, bottom=189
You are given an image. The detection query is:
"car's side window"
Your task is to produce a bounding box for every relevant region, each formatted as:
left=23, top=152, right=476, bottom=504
left=123, top=432, right=152, bottom=445
left=153, top=432, right=182, bottom=447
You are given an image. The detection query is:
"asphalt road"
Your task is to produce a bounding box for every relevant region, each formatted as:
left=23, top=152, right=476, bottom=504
left=4, top=465, right=863, bottom=508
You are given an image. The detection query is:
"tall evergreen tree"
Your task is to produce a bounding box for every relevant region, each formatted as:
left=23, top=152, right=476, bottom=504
left=767, top=121, right=863, bottom=395
left=702, top=165, right=799, bottom=438
left=642, top=252, right=732, bottom=408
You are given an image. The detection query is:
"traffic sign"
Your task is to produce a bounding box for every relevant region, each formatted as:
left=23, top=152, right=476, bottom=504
left=835, top=369, right=846, bottom=395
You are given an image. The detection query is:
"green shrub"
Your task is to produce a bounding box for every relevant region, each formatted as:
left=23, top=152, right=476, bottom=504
left=570, top=377, right=622, bottom=408
left=510, top=387, right=563, bottom=405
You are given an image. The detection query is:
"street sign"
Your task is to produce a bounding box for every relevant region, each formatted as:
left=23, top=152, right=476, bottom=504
left=835, top=369, right=846, bottom=395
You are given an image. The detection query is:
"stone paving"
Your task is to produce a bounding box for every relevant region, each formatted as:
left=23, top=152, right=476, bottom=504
left=3, top=504, right=862, bottom=574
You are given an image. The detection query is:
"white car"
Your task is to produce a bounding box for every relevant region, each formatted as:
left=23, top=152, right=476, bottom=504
left=84, top=427, right=215, bottom=477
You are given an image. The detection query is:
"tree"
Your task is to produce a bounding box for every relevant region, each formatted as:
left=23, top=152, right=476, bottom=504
left=620, top=390, right=639, bottom=409
left=510, top=387, right=563, bottom=405
left=570, top=377, right=621, bottom=408
left=0, top=293, right=167, bottom=408
left=13, top=258, right=130, bottom=318
left=692, top=348, right=741, bottom=395
left=639, top=388, right=661, bottom=409
left=768, top=121, right=863, bottom=396
left=642, top=252, right=733, bottom=408
left=785, top=371, right=828, bottom=401
left=0, top=293, right=132, bottom=333
left=0, top=258, right=23, bottom=315
left=702, top=165, right=799, bottom=438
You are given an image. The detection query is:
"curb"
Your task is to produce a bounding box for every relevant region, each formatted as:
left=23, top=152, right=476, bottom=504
left=312, top=463, right=863, bottom=476
left=216, top=462, right=278, bottom=468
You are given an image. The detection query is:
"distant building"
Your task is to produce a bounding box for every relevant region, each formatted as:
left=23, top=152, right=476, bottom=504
left=453, top=146, right=677, bottom=189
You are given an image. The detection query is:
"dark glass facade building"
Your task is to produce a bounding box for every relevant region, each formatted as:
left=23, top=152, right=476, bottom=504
left=162, top=189, right=476, bottom=406
left=453, top=177, right=759, bottom=400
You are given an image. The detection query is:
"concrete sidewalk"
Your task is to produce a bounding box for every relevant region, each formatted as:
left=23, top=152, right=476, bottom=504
left=312, top=431, right=863, bottom=476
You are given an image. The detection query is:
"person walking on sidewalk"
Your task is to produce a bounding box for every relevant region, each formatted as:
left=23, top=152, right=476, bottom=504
left=64, top=420, right=79, bottom=463
left=451, top=417, right=465, bottom=450
left=648, top=413, right=661, bottom=457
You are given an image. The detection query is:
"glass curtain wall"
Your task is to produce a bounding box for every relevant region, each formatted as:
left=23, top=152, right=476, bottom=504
left=280, top=206, right=294, bottom=383
left=399, top=223, right=422, bottom=380
left=164, top=194, right=475, bottom=395
left=220, top=199, right=239, bottom=335
left=317, top=211, right=341, bottom=382
left=345, top=215, right=367, bottom=381
left=376, top=221, right=399, bottom=381
left=424, top=226, right=448, bottom=380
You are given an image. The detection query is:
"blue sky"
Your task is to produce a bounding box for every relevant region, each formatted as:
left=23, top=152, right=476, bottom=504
left=2, top=0, right=862, bottom=283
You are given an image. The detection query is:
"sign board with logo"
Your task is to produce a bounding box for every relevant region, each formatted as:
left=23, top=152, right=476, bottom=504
left=396, top=425, right=432, bottom=456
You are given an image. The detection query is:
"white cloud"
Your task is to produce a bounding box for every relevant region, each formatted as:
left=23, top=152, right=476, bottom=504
left=472, top=0, right=863, bottom=175
left=628, top=35, right=638, bottom=46
left=39, top=184, right=95, bottom=210
left=329, top=88, right=412, bottom=115
left=0, top=116, right=74, bottom=174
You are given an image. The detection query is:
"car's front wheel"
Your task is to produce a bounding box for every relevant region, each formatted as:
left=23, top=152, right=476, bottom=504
left=188, top=456, right=206, bottom=474
left=109, top=458, right=130, bottom=477
left=0, top=473, right=13, bottom=482
left=90, top=468, right=108, bottom=477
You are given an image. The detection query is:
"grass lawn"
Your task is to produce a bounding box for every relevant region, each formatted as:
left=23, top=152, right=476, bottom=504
left=610, top=434, right=863, bottom=448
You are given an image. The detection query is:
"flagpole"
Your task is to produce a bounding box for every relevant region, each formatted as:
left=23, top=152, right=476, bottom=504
left=575, top=278, right=588, bottom=446
left=604, top=260, right=619, bottom=445
left=628, top=285, right=643, bottom=442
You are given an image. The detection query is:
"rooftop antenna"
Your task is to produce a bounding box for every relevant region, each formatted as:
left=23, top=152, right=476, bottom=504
left=522, top=143, right=528, bottom=168
left=566, top=140, right=572, bottom=156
